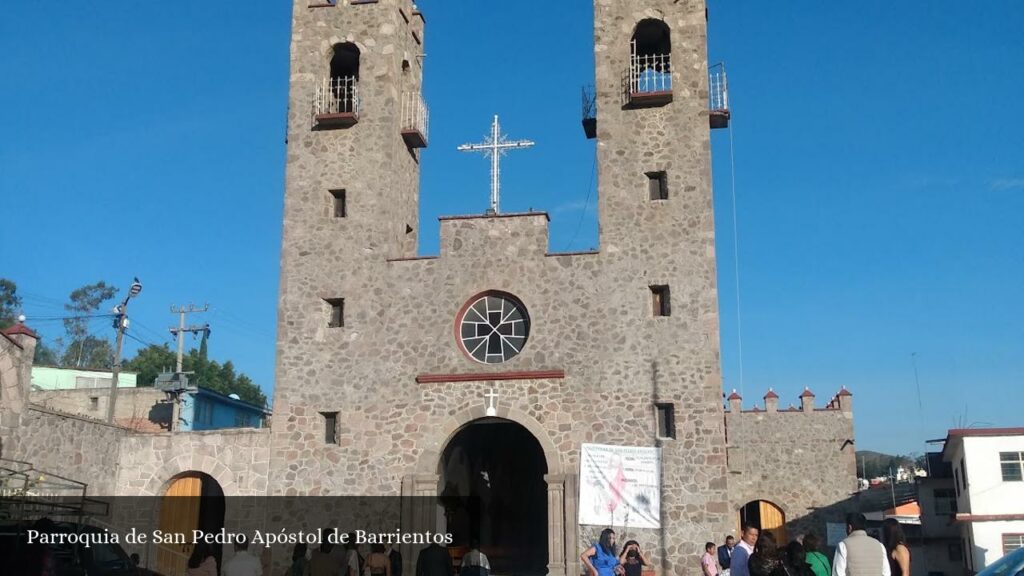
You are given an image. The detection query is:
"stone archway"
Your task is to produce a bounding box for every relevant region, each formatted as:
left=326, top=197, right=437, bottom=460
left=739, top=500, right=787, bottom=544
left=439, top=417, right=547, bottom=575
left=157, top=471, right=226, bottom=576
left=406, top=405, right=572, bottom=576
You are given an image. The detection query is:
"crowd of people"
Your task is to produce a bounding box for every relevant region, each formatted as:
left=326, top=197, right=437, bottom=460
left=581, top=513, right=911, bottom=576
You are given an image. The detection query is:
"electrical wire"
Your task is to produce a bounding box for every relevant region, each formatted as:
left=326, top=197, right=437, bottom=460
left=727, top=109, right=746, bottom=398
left=565, top=146, right=598, bottom=251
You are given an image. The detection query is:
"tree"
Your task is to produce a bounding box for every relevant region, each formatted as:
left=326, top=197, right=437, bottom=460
left=0, top=278, right=22, bottom=329
left=33, top=340, right=59, bottom=365
left=59, top=335, right=114, bottom=370
left=123, top=344, right=177, bottom=388
left=63, top=281, right=118, bottom=367
left=124, top=344, right=267, bottom=407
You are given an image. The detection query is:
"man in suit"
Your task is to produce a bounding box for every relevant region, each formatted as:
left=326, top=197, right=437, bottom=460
left=717, top=536, right=735, bottom=573
left=416, top=543, right=454, bottom=576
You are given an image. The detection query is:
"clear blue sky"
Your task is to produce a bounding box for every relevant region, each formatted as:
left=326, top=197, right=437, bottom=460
left=1, top=1, right=1021, bottom=456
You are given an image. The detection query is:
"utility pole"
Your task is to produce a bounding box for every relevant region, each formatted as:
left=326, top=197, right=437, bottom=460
left=169, top=304, right=209, bottom=373
left=107, top=278, right=142, bottom=424
left=168, top=304, right=209, bottom=432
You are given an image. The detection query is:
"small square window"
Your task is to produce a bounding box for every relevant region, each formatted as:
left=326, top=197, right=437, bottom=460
left=324, top=298, right=344, bottom=328
left=89, top=397, right=99, bottom=410
left=647, top=171, right=668, bottom=200
left=650, top=285, right=671, bottom=317
left=331, top=189, right=347, bottom=218
left=655, top=403, right=675, bottom=439
left=322, top=412, right=338, bottom=444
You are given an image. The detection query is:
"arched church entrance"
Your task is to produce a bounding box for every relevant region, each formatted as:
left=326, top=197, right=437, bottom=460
left=157, top=472, right=225, bottom=576
left=439, top=417, right=548, bottom=576
left=739, top=500, right=787, bottom=544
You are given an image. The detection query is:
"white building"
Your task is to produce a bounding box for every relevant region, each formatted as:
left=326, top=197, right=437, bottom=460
left=940, top=428, right=1024, bottom=571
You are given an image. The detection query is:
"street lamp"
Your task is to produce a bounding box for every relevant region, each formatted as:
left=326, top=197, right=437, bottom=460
left=107, top=277, right=142, bottom=424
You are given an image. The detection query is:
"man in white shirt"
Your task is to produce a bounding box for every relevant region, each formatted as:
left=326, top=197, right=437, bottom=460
left=223, top=541, right=263, bottom=576
left=833, top=513, right=890, bottom=576
left=730, top=523, right=758, bottom=576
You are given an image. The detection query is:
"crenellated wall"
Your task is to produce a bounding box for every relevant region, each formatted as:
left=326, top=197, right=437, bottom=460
left=724, top=387, right=858, bottom=538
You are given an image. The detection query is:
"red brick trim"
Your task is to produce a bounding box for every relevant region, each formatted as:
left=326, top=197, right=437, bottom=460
left=416, top=370, right=565, bottom=384
left=956, top=514, right=1024, bottom=522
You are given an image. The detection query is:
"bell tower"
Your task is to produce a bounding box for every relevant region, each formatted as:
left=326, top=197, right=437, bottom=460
left=275, top=0, right=427, bottom=409
left=587, top=1, right=733, bottom=571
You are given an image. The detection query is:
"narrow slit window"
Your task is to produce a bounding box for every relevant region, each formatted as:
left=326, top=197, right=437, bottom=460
left=647, top=171, right=668, bottom=200
left=656, top=403, right=675, bottom=439
left=325, top=298, right=344, bottom=328
left=322, top=412, right=338, bottom=444
left=651, top=285, right=671, bottom=317
left=331, top=189, right=347, bottom=218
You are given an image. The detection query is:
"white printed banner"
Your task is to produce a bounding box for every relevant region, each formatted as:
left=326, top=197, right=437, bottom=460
left=578, top=443, right=661, bottom=529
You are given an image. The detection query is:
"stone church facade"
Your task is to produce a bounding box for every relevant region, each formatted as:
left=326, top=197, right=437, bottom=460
left=0, top=1, right=857, bottom=576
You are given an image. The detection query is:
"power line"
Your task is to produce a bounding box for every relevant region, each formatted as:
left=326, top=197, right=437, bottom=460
left=23, top=313, right=116, bottom=322
left=566, top=146, right=598, bottom=251
left=124, top=332, right=156, bottom=349
left=727, top=110, right=746, bottom=398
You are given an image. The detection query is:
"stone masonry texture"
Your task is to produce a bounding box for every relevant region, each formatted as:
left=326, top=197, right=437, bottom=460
left=0, top=2, right=858, bottom=576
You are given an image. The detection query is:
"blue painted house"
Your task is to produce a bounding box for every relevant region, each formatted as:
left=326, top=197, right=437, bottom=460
left=178, top=387, right=269, bottom=432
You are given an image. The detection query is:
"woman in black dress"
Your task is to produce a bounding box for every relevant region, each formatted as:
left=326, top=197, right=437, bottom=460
left=618, top=540, right=651, bottom=576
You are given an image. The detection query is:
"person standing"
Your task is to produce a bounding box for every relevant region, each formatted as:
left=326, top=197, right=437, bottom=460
left=387, top=544, right=403, bottom=576
left=731, top=523, right=759, bottom=576
left=802, top=534, right=831, bottom=576
left=782, top=541, right=816, bottom=576
left=460, top=540, right=490, bottom=576
left=289, top=543, right=310, bottom=576
left=832, top=513, right=890, bottom=576
left=702, top=543, right=720, bottom=576
left=619, top=540, right=650, bottom=576
left=748, top=531, right=786, bottom=576
left=581, top=528, right=624, bottom=576
left=186, top=542, right=218, bottom=576
left=416, top=542, right=454, bottom=576
left=367, top=544, right=393, bottom=576
left=718, top=536, right=736, bottom=574
left=882, top=519, right=911, bottom=576
left=223, top=542, right=262, bottom=576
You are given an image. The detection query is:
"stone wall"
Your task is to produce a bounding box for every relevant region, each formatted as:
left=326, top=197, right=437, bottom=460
left=116, top=428, right=271, bottom=496
left=275, top=1, right=728, bottom=575
left=0, top=325, right=38, bottom=459
left=9, top=404, right=129, bottom=495
left=724, top=389, right=857, bottom=539
left=31, top=387, right=170, bottom=431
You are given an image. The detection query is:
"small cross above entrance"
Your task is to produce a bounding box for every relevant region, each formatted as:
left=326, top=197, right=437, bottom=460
left=457, top=115, right=535, bottom=215
left=484, top=388, right=499, bottom=417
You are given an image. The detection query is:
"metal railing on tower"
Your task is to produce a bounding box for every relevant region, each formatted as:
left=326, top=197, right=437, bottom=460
left=313, top=76, right=360, bottom=127
left=709, top=63, right=731, bottom=129
left=400, top=91, right=429, bottom=148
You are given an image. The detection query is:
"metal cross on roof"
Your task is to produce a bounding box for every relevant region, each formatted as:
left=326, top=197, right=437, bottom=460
left=457, top=115, right=535, bottom=215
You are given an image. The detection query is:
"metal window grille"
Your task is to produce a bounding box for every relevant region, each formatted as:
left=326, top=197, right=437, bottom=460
left=401, top=91, right=429, bottom=141
left=314, top=76, right=360, bottom=117
left=629, top=50, right=672, bottom=96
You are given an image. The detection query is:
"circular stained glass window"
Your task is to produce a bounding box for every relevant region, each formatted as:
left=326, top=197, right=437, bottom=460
left=458, top=293, right=530, bottom=364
